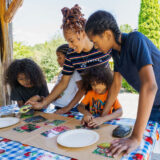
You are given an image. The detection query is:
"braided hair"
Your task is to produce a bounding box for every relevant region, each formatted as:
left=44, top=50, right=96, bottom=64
left=61, top=4, right=86, bottom=33
left=85, top=10, right=121, bottom=45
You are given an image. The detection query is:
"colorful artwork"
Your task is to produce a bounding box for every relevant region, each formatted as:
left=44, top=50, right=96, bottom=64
left=19, top=105, right=32, bottom=114
left=93, top=142, right=113, bottom=158
left=45, top=120, right=65, bottom=126
left=24, top=115, right=47, bottom=123
left=41, top=126, right=70, bottom=138
left=13, top=124, right=41, bottom=132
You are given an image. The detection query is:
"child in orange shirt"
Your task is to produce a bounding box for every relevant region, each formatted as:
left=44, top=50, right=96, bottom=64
left=78, top=66, right=122, bottom=128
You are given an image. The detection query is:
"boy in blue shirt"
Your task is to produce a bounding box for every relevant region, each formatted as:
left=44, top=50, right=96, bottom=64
left=85, top=10, right=160, bottom=157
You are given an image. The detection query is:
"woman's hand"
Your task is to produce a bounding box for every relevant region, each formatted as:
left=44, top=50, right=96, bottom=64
left=28, top=101, right=44, bottom=110
left=88, top=117, right=104, bottom=128
left=105, top=136, right=141, bottom=157
left=25, top=95, right=41, bottom=105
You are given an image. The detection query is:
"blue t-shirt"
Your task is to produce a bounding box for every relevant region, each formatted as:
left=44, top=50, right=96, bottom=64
left=111, top=32, right=160, bottom=105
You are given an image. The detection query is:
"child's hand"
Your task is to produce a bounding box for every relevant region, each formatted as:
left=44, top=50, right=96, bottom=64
left=55, top=106, right=71, bottom=114
left=88, top=117, right=104, bottom=128
left=81, top=114, right=93, bottom=125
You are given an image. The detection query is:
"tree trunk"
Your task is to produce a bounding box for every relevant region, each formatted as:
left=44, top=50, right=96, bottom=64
left=0, top=0, right=13, bottom=106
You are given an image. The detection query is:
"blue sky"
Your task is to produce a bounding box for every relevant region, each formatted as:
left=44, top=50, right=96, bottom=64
left=13, top=0, right=141, bottom=45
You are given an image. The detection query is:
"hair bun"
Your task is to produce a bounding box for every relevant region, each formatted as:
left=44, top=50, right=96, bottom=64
left=61, top=4, right=86, bottom=33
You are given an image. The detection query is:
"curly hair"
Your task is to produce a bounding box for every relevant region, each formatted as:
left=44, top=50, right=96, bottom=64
left=61, top=4, right=86, bottom=33
left=56, top=44, right=69, bottom=56
left=85, top=10, right=121, bottom=45
left=5, top=58, right=47, bottom=88
left=81, top=65, right=113, bottom=92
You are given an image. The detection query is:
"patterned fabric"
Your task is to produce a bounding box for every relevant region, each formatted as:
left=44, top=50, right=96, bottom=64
left=0, top=137, right=76, bottom=160
left=0, top=104, right=19, bottom=117
left=61, top=111, right=84, bottom=120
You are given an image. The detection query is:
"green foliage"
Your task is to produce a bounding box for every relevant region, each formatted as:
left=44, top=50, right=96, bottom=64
left=13, top=42, right=34, bottom=59
left=122, top=79, right=137, bottom=93
left=120, top=24, right=133, bottom=33
left=13, top=36, right=66, bottom=82
left=138, top=0, right=160, bottom=49
left=34, top=37, right=65, bottom=82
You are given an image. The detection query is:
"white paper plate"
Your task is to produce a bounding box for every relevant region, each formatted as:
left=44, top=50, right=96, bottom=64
left=0, top=117, right=20, bottom=128
left=57, top=129, right=99, bottom=148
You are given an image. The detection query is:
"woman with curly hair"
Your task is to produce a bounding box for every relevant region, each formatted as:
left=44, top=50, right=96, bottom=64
left=78, top=66, right=122, bottom=128
left=5, top=58, right=49, bottom=107
left=30, top=4, right=111, bottom=114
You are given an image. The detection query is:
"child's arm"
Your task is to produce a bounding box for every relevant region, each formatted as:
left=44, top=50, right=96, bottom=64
left=78, top=103, right=93, bottom=124
left=101, top=72, right=122, bottom=116
left=30, top=75, right=71, bottom=110
left=55, top=80, right=84, bottom=114
left=88, top=108, right=122, bottom=128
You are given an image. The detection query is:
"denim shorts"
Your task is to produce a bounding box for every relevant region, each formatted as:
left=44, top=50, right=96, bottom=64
left=149, top=105, right=160, bottom=123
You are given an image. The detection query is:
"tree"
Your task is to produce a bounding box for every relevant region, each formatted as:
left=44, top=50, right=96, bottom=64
left=33, top=37, right=65, bottom=82
left=13, top=42, right=34, bottom=59
left=120, top=24, right=133, bottom=33
left=138, top=0, right=160, bottom=49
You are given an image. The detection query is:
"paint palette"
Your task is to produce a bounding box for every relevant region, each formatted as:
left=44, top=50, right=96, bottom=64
left=20, top=105, right=32, bottom=114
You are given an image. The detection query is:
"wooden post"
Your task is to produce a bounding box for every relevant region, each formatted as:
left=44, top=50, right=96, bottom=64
left=0, top=0, right=13, bottom=106
left=4, top=0, right=23, bottom=23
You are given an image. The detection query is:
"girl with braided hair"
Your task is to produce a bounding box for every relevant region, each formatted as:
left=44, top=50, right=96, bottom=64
left=85, top=10, right=160, bottom=157
left=30, top=4, right=111, bottom=115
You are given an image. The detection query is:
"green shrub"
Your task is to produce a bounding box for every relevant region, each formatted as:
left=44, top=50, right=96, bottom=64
left=13, top=42, right=34, bottom=59
left=138, top=0, right=160, bottom=49
left=120, top=24, right=133, bottom=33
left=13, top=36, right=66, bottom=82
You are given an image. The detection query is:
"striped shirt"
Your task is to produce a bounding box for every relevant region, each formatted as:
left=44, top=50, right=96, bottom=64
left=62, top=47, right=111, bottom=75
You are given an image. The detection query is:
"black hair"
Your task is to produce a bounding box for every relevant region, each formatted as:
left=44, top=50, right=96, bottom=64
left=5, top=58, right=47, bottom=88
left=85, top=10, right=121, bottom=45
left=56, top=44, right=69, bottom=56
left=81, top=65, right=113, bottom=92
left=61, top=4, right=86, bottom=33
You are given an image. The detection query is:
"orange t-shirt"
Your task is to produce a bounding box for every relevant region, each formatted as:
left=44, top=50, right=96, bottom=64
left=81, top=90, right=121, bottom=115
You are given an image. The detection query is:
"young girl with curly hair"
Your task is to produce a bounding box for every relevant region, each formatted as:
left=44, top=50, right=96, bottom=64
left=30, top=4, right=111, bottom=114
left=78, top=65, right=122, bottom=128
left=5, top=58, right=49, bottom=107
